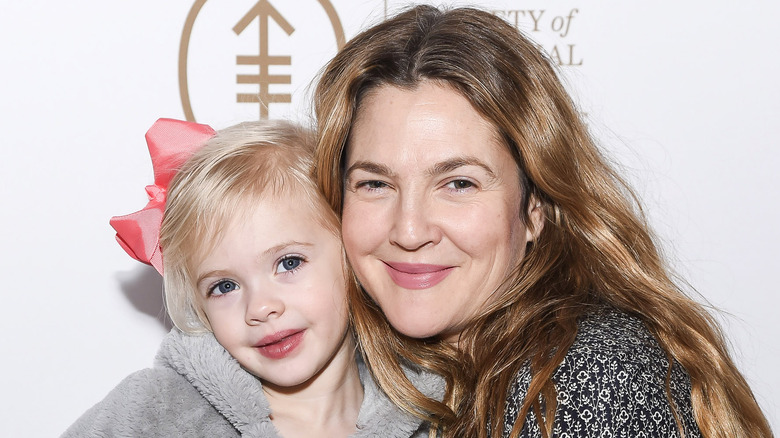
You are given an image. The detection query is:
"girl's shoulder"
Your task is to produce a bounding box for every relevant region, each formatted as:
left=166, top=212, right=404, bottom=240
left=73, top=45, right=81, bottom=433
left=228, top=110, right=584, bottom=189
left=61, top=366, right=238, bottom=437
left=504, top=310, right=701, bottom=437
left=63, top=329, right=274, bottom=438
left=354, top=356, right=444, bottom=438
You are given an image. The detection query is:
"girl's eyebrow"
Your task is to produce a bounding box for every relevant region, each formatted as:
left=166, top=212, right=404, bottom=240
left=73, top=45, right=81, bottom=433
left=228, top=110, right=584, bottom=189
left=195, top=241, right=314, bottom=286
left=196, top=270, right=233, bottom=290
left=260, top=241, right=314, bottom=258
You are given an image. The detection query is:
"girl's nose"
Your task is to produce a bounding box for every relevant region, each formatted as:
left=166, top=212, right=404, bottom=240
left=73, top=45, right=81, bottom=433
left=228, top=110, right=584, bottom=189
left=245, top=291, right=285, bottom=325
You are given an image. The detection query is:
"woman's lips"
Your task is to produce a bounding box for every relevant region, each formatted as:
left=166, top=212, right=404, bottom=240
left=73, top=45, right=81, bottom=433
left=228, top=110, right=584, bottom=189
left=383, top=262, right=454, bottom=290
left=254, top=329, right=305, bottom=359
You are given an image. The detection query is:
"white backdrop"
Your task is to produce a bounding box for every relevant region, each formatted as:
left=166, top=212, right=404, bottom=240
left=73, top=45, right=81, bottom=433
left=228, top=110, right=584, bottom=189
left=1, top=1, right=777, bottom=436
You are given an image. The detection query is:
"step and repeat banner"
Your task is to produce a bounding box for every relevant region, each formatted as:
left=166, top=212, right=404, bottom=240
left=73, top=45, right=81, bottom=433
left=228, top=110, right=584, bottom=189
left=1, top=1, right=777, bottom=435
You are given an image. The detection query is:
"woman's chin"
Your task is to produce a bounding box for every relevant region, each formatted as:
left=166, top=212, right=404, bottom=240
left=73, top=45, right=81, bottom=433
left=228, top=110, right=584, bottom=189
left=385, top=313, right=457, bottom=342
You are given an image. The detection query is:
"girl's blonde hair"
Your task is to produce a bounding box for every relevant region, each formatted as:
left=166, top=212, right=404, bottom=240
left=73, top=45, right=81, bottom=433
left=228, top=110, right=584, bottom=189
left=160, top=120, right=340, bottom=332
left=313, top=5, right=772, bottom=438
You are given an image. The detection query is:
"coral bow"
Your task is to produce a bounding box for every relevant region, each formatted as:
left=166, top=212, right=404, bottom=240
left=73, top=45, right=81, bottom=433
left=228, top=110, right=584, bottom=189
left=109, top=118, right=216, bottom=274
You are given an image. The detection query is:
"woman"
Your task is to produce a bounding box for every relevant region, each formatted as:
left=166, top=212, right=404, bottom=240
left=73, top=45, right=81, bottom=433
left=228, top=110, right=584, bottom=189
left=314, top=5, right=772, bottom=438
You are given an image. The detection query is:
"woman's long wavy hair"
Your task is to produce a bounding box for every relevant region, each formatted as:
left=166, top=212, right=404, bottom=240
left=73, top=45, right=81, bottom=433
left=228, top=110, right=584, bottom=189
left=313, top=5, right=771, bottom=438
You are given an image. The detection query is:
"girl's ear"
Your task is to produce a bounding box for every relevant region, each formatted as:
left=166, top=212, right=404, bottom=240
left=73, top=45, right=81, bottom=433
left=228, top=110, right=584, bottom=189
left=524, top=196, right=545, bottom=243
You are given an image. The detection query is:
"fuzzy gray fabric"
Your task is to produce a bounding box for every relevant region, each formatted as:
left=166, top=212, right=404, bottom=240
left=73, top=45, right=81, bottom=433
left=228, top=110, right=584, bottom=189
left=62, top=329, right=443, bottom=437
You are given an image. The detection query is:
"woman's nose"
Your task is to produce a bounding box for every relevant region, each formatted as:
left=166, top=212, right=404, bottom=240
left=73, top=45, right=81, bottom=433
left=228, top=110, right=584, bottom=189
left=388, top=193, right=441, bottom=251
left=245, top=291, right=285, bottom=325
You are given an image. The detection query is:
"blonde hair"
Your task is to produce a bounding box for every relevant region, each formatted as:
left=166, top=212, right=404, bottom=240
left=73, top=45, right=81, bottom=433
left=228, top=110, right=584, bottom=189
left=159, top=119, right=340, bottom=332
left=314, top=5, right=771, bottom=438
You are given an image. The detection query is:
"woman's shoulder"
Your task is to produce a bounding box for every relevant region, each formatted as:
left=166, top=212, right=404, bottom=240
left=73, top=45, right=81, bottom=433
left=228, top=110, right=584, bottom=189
left=505, top=309, right=701, bottom=437
left=568, top=309, right=666, bottom=361
left=513, top=310, right=676, bottom=386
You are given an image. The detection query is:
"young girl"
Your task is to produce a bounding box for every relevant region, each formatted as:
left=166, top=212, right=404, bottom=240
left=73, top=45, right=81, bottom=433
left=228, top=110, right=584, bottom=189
left=63, top=118, right=441, bottom=437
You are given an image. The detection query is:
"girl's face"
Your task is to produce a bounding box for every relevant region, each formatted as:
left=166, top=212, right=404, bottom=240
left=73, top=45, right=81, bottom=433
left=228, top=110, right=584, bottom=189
left=196, top=195, right=352, bottom=391
left=342, top=82, right=541, bottom=345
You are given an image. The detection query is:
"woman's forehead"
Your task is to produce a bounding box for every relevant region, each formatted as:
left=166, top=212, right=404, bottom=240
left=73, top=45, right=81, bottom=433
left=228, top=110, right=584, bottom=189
left=348, top=83, right=507, bottom=165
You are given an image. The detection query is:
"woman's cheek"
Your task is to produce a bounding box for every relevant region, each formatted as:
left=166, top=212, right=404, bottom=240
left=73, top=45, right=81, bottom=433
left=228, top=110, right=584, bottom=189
left=342, top=200, right=375, bottom=255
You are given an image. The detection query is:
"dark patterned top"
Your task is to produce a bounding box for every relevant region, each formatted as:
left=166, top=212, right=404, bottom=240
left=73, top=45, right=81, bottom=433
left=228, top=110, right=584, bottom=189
left=503, top=310, right=702, bottom=437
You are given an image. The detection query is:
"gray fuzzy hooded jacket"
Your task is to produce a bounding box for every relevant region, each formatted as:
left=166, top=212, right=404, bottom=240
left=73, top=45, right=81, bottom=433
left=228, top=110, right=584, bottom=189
left=62, top=330, right=442, bottom=437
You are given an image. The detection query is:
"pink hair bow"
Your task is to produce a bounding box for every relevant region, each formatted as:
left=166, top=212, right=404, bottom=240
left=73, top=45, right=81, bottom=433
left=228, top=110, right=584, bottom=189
left=109, top=118, right=216, bottom=274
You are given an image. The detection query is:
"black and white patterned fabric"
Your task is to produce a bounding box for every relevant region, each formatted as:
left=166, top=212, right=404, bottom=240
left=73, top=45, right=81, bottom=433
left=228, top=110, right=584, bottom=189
left=502, top=310, right=702, bottom=437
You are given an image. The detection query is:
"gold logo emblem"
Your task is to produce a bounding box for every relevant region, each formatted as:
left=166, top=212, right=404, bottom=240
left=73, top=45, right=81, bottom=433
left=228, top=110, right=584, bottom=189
left=179, top=0, right=345, bottom=123
left=491, top=8, right=583, bottom=67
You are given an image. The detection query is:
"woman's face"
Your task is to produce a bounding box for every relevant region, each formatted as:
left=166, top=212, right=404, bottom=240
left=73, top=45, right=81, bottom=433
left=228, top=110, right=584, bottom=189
left=342, top=81, right=540, bottom=344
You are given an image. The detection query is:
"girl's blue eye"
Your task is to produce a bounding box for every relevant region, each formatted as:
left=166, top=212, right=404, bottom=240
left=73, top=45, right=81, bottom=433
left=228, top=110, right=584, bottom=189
left=276, top=256, right=303, bottom=273
left=209, top=279, right=239, bottom=296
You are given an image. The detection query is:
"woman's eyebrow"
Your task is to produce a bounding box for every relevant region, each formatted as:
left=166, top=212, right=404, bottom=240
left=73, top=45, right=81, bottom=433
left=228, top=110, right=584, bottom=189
left=428, top=157, right=497, bottom=179
left=346, top=157, right=497, bottom=180
left=345, top=160, right=396, bottom=179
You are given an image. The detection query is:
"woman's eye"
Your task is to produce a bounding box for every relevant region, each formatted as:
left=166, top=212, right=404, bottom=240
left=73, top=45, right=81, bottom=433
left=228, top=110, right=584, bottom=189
left=446, top=179, right=475, bottom=190
left=209, top=279, right=239, bottom=296
left=356, top=180, right=388, bottom=191
left=276, top=256, right=304, bottom=273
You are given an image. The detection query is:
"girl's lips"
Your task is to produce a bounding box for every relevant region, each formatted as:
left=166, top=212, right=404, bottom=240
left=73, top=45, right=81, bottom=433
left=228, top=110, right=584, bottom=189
left=383, top=262, right=454, bottom=290
left=254, top=329, right=305, bottom=359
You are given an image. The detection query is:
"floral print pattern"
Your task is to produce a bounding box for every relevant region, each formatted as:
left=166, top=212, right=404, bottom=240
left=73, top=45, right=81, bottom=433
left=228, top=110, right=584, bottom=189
left=503, top=311, right=701, bottom=437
